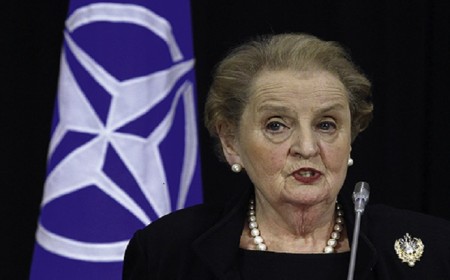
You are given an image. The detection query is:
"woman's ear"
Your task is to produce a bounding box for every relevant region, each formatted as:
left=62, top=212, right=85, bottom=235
left=216, top=123, right=242, bottom=166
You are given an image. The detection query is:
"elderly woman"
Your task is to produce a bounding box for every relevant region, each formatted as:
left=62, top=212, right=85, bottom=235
left=123, top=33, right=450, bottom=279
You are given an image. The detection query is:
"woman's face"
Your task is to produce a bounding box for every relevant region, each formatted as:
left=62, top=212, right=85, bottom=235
left=222, top=70, right=352, bottom=207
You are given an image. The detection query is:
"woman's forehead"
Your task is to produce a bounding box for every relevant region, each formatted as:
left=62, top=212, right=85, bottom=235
left=248, top=70, right=348, bottom=106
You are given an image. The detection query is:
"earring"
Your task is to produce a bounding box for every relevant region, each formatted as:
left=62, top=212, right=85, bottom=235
left=348, top=158, right=354, bottom=166
left=231, top=163, right=242, bottom=173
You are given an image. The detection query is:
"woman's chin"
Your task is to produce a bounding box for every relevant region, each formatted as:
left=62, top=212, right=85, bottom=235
left=281, top=186, right=334, bottom=207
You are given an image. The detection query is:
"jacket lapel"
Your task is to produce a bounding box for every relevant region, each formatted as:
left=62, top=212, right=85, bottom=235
left=192, top=188, right=251, bottom=280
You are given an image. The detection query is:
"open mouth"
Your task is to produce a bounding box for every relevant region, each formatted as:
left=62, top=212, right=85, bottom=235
left=293, top=168, right=321, bottom=183
left=297, top=170, right=317, bottom=177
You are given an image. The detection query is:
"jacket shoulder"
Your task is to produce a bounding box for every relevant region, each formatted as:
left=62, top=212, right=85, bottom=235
left=137, top=203, right=223, bottom=245
left=367, top=204, right=450, bottom=234
left=364, top=204, right=450, bottom=277
left=122, top=204, right=224, bottom=279
left=366, top=204, right=450, bottom=259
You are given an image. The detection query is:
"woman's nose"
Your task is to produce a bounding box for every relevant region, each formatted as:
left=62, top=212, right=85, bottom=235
left=289, top=128, right=319, bottom=159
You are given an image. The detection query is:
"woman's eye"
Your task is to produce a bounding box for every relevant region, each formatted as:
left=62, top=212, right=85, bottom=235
left=263, top=118, right=292, bottom=142
left=266, top=121, right=287, bottom=132
left=318, top=121, right=337, bottom=131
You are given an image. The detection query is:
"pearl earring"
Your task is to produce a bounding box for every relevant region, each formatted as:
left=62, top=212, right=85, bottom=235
left=231, top=163, right=242, bottom=173
left=348, top=158, right=354, bottom=166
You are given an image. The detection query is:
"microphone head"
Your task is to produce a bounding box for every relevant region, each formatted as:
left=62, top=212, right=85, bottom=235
left=353, top=181, right=370, bottom=202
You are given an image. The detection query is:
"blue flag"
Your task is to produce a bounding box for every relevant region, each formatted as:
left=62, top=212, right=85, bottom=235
left=30, top=1, right=202, bottom=278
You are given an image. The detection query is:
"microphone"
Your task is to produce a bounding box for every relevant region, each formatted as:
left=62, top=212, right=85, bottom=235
left=352, top=181, right=370, bottom=213
left=347, top=181, right=370, bottom=280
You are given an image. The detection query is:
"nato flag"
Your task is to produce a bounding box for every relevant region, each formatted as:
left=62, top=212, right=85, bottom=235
left=30, top=1, right=202, bottom=279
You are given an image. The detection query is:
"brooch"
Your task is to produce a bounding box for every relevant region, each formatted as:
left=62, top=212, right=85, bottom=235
left=394, top=233, right=424, bottom=267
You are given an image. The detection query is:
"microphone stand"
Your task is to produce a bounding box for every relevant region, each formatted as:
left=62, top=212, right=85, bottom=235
left=347, top=182, right=370, bottom=280
left=347, top=209, right=362, bottom=280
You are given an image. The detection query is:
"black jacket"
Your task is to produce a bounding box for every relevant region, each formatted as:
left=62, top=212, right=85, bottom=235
left=123, top=187, right=450, bottom=279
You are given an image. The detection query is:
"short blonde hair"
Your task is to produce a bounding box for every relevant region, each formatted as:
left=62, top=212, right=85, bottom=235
left=205, top=33, right=373, bottom=159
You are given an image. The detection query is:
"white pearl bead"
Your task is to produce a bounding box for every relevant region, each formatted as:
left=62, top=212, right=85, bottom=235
left=327, top=239, right=337, bottom=247
left=253, top=236, right=264, bottom=244
left=331, top=232, right=340, bottom=240
left=249, top=221, right=258, bottom=229
left=334, top=224, right=343, bottom=232
left=256, top=243, right=267, bottom=251
left=250, top=228, right=260, bottom=237
left=324, top=246, right=334, bottom=253
left=248, top=216, right=256, bottom=222
left=231, top=163, right=242, bottom=173
left=348, top=158, right=354, bottom=166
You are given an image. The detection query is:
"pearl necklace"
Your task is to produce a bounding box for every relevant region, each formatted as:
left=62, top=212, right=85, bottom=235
left=247, top=199, right=344, bottom=253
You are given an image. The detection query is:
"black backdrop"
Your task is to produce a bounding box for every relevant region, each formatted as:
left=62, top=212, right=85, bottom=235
left=3, top=1, right=450, bottom=279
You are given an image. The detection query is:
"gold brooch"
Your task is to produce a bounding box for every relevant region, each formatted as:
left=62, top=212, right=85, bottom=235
left=394, top=233, right=424, bottom=267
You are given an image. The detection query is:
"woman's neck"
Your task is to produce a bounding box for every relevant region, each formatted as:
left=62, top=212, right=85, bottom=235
left=240, top=197, right=350, bottom=253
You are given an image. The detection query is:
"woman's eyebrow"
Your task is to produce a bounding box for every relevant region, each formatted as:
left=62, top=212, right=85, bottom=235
left=257, top=103, right=346, bottom=114
left=257, top=104, right=295, bottom=114
left=316, top=103, right=347, bottom=115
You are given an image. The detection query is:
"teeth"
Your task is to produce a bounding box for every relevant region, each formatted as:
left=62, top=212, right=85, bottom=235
left=299, top=170, right=314, bottom=177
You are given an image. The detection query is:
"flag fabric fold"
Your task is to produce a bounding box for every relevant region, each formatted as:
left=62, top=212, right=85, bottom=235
left=30, top=1, right=202, bottom=278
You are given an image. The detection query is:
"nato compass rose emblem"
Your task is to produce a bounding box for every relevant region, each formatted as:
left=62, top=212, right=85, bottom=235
left=394, top=233, right=425, bottom=267
left=35, top=3, right=201, bottom=263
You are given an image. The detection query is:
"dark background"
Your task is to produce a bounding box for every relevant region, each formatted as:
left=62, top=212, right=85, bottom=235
left=3, top=1, right=450, bottom=278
